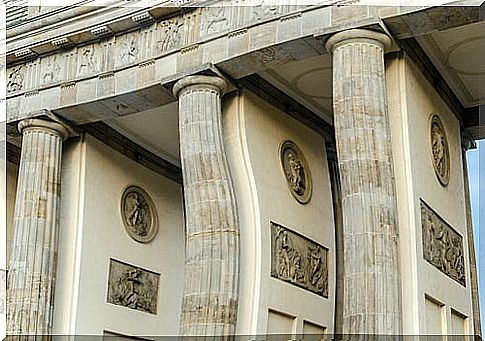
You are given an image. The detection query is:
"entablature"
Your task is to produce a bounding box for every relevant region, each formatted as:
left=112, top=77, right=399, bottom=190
left=4, top=1, right=483, bottom=138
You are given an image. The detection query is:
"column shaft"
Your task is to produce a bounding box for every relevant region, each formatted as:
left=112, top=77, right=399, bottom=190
left=174, top=76, right=239, bottom=337
left=7, top=119, right=67, bottom=336
left=326, top=29, right=401, bottom=335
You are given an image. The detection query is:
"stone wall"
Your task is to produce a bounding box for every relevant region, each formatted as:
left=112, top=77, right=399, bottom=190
left=386, top=53, right=473, bottom=335
left=224, top=89, right=335, bottom=335
left=52, top=134, right=185, bottom=336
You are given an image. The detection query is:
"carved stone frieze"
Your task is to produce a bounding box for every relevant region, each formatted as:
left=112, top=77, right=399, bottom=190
left=107, top=259, right=160, bottom=314
left=201, top=6, right=229, bottom=36
left=77, top=46, right=97, bottom=76
left=121, top=186, right=158, bottom=243
left=280, top=140, right=312, bottom=204
left=251, top=0, right=283, bottom=21
left=430, top=114, right=450, bottom=186
left=42, top=54, right=61, bottom=84
left=5, top=4, right=308, bottom=100
left=118, top=36, right=140, bottom=66
left=270, top=222, right=328, bottom=297
left=421, top=200, right=466, bottom=286
left=6, top=66, right=24, bottom=93
left=157, top=19, right=183, bottom=53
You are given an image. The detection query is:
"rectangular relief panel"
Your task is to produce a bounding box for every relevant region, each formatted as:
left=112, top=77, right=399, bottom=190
left=425, top=295, right=444, bottom=335
left=303, top=320, right=326, bottom=339
left=267, top=309, right=295, bottom=336
left=107, top=258, right=160, bottom=314
left=420, top=199, right=466, bottom=286
left=450, top=309, right=467, bottom=335
left=270, top=221, right=329, bottom=297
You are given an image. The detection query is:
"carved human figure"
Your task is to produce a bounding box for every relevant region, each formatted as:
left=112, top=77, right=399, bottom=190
left=6, top=66, right=24, bottom=93
left=445, top=235, right=464, bottom=279
left=78, top=47, right=96, bottom=75
left=158, top=20, right=183, bottom=52
left=308, top=245, right=325, bottom=292
left=287, top=152, right=305, bottom=196
left=119, top=37, right=139, bottom=64
left=204, top=6, right=228, bottom=34
left=43, top=55, right=60, bottom=84
left=291, top=250, right=305, bottom=285
left=252, top=0, right=279, bottom=21
left=108, top=260, right=159, bottom=314
left=421, top=201, right=465, bottom=286
left=425, top=214, right=436, bottom=261
left=125, top=192, right=149, bottom=237
left=115, top=268, right=152, bottom=312
left=277, top=229, right=291, bottom=279
left=431, top=125, right=445, bottom=176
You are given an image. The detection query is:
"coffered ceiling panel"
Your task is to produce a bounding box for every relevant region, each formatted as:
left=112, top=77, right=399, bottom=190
left=417, top=20, right=485, bottom=108
left=258, top=54, right=334, bottom=124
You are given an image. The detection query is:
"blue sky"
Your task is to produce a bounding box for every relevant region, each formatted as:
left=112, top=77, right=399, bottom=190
left=466, top=139, right=484, bottom=332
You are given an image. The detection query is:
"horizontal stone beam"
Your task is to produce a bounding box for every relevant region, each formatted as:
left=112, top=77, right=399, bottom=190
left=383, top=5, right=481, bottom=39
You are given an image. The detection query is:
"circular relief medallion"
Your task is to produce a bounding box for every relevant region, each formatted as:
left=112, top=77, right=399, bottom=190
left=280, top=140, right=312, bottom=204
left=121, top=186, right=158, bottom=243
left=430, top=115, right=450, bottom=186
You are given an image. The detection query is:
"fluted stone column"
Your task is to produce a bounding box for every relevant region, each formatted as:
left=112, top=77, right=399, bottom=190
left=326, top=29, right=402, bottom=335
left=173, top=76, right=239, bottom=337
left=7, top=118, right=68, bottom=336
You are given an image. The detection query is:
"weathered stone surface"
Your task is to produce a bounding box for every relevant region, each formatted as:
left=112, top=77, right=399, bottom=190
left=326, top=29, right=401, bottom=335
left=421, top=200, right=465, bottom=286
left=107, top=259, right=160, bottom=314
left=7, top=118, right=68, bottom=335
left=0, top=269, right=5, bottom=315
left=173, top=75, right=239, bottom=336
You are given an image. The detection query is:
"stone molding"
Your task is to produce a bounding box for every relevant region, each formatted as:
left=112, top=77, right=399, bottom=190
left=325, top=28, right=392, bottom=52
left=173, top=75, right=227, bottom=98
left=18, top=118, right=70, bottom=141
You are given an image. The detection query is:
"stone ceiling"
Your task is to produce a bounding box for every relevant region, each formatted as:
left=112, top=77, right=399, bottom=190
left=416, top=20, right=485, bottom=109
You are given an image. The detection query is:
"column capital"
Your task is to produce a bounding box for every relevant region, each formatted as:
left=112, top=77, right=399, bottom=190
left=325, top=29, right=392, bottom=53
left=173, top=75, right=227, bottom=98
left=18, top=118, right=69, bottom=141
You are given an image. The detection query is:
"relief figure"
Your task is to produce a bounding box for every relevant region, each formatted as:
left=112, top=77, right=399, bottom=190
left=7, top=66, right=24, bottom=93
left=280, top=141, right=312, bottom=204
left=271, top=222, right=328, bottom=297
left=204, top=7, right=228, bottom=34
left=119, top=37, right=139, bottom=64
left=78, top=47, right=96, bottom=75
left=43, top=55, right=61, bottom=84
left=421, top=200, right=465, bottom=286
left=158, top=20, right=183, bottom=52
left=107, top=259, right=159, bottom=314
left=287, top=152, right=305, bottom=196
left=429, top=115, right=450, bottom=186
left=121, top=186, right=158, bottom=243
